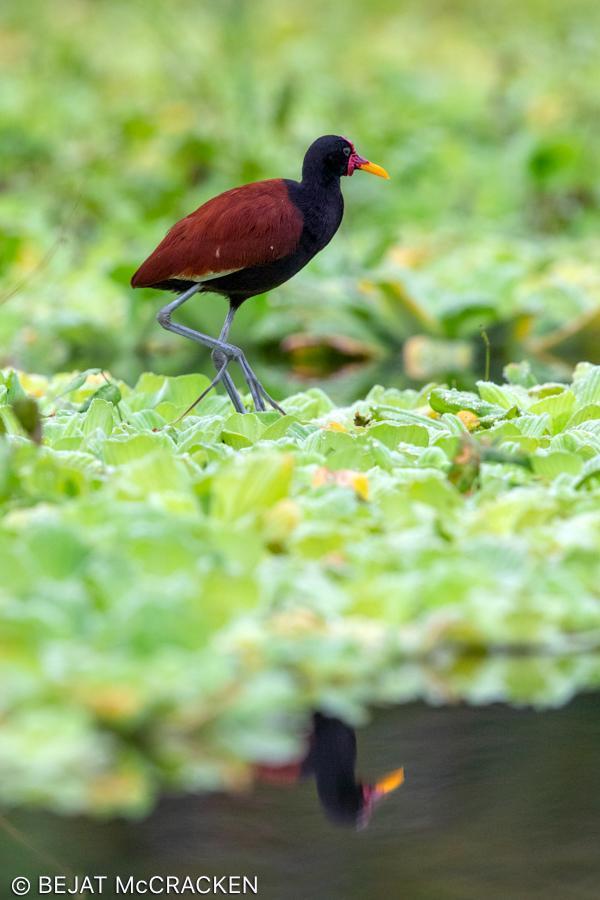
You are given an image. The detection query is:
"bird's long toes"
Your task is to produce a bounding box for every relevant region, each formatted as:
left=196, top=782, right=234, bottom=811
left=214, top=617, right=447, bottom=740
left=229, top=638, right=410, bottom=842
left=257, top=384, right=285, bottom=415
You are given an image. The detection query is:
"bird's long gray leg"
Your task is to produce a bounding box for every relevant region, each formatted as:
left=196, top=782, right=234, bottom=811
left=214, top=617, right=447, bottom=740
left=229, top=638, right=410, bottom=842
left=157, top=287, right=241, bottom=358
left=217, top=303, right=284, bottom=414
left=212, top=306, right=249, bottom=413
left=214, top=306, right=266, bottom=412
left=157, top=288, right=282, bottom=414
left=156, top=287, right=247, bottom=413
left=219, top=370, right=247, bottom=414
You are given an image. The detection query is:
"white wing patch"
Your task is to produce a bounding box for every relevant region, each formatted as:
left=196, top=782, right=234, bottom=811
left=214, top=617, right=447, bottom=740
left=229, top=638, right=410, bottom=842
left=171, top=268, right=242, bottom=283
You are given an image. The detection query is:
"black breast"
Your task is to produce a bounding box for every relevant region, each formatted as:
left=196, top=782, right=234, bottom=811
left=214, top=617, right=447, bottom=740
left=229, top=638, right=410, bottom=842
left=204, top=178, right=344, bottom=305
left=285, top=178, right=344, bottom=259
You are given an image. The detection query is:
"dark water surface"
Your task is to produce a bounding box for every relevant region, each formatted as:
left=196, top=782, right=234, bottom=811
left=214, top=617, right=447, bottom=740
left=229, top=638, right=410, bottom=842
left=2, top=695, right=599, bottom=900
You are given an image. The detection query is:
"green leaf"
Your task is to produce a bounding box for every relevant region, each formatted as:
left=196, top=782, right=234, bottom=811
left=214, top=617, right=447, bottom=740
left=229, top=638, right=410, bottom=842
left=211, top=452, right=294, bottom=520
left=82, top=399, right=115, bottom=437
left=260, top=415, right=301, bottom=441
left=572, top=366, right=600, bottom=406
left=532, top=451, right=584, bottom=479
left=132, top=373, right=212, bottom=411
left=80, top=382, right=122, bottom=412
left=10, top=398, right=42, bottom=442
left=50, top=369, right=102, bottom=400
left=281, top=388, right=334, bottom=419
left=366, top=384, right=427, bottom=410
left=503, top=361, right=537, bottom=388
left=0, top=405, right=27, bottom=437
left=220, top=430, right=253, bottom=450
left=476, top=381, right=525, bottom=411
left=1, top=370, right=26, bottom=404
left=113, top=448, right=192, bottom=498
left=221, top=413, right=270, bottom=445
left=566, top=404, right=600, bottom=428
left=528, top=390, right=576, bottom=433
left=103, top=433, right=173, bottom=465
left=372, top=405, right=446, bottom=431
left=513, top=414, right=551, bottom=438
left=575, top=456, right=600, bottom=489
left=368, top=422, right=429, bottom=448
left=429, top=387, right=507, bottom=419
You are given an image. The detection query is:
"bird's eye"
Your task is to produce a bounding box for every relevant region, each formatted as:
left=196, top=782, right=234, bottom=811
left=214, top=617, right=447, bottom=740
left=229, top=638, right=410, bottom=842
left=343, top=147, right=351, bottom=157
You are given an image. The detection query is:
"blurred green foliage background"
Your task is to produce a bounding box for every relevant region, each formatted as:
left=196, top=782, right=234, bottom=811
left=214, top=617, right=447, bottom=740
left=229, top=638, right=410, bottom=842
left=1, top=0, right=600, bottom=822
left=1, top=0, right=599, bottom=400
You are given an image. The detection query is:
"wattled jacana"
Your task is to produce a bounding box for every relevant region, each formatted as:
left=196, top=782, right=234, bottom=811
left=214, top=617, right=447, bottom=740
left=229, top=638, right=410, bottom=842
left=131, top=135, right=389, bottom=414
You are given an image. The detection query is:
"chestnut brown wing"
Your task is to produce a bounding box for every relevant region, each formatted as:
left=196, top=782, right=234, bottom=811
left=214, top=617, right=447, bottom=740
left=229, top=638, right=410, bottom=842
left=131, top=179, right=303, bottom=288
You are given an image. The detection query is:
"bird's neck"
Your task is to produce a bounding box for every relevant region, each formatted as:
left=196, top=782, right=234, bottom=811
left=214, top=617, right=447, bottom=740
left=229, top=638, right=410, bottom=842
left=300, top=168, right=342, bottom=195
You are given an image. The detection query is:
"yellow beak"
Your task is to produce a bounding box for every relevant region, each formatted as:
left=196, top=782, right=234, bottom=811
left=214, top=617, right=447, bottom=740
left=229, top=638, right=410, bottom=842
left=356, top=160, right=390, bottom=179
left=373, top=766, right=405, bottom=797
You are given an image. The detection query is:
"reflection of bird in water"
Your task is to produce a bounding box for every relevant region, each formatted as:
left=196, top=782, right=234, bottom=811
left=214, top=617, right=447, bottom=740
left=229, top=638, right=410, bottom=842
left=256, top=713, right=404, bottom=828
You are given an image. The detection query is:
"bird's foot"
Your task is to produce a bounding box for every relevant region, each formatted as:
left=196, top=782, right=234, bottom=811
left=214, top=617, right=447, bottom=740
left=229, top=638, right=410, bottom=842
left=181, top=347, right=283, bottom=417
left=215, top=345, right=285, bottom=415
left=237, top=356, right=285, bottom=415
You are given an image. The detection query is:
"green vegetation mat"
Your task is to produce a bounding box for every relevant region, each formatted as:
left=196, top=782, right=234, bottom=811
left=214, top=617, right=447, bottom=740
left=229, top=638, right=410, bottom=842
left=1, top=364, right=599, bottom=816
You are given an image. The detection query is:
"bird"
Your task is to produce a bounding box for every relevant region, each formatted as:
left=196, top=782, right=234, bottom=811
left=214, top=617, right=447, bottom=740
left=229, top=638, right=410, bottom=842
left=131, top=135, right=389, bottom=415
left=256, top=713, right=404, bottom=828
